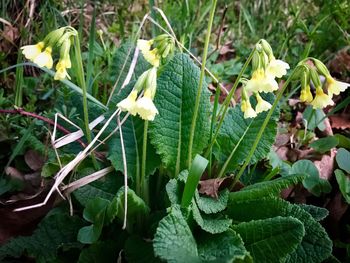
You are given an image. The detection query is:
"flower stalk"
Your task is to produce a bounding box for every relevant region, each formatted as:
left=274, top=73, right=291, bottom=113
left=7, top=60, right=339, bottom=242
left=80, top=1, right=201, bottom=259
left=232, top=68, right=298, bottom=187
left=73, top=34, right=97, bottom=168
left=188, top=0, right=217, bottom=167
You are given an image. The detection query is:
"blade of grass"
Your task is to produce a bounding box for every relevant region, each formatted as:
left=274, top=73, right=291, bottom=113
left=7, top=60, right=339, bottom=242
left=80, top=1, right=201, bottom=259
left=181, top=154, right=208, bottom=208
left=5, top=121, right=35, bottom=170
left=0, top=63, right=107, bottom=110
left=87, top=4, right=96, bottom=95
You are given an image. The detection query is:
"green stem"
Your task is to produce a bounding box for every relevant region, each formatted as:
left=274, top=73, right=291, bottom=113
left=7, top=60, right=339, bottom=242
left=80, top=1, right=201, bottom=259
left=188, top=0, right=217, bottom=167
left=141, top=120, right=149, bottom=205
left=208, top=86, right=221, bottom=178
left=14, top=52, right=23, bottom=107
left=232, top=69, right=298, bottom=187
left=74, top=35, right=97, bottom=168
left=204, top=47, right=256, bottom=158
left=217, top=121, right=253, bottom=178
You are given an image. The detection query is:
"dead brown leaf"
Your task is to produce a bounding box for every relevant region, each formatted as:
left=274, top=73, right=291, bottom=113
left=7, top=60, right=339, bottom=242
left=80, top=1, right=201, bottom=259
left=314, top=149, right=336, bottom=180
left=24, top=150, right=45, bottom=171
left=198, top=177, right=232, bottom=198
left=5, top=167, right=24, bottom=182
left=329, top=114, right=350, bottom=130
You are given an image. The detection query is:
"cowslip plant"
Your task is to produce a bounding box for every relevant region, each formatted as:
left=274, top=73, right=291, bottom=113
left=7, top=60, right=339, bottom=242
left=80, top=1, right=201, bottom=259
left=2, top=5, right=349, bottom=263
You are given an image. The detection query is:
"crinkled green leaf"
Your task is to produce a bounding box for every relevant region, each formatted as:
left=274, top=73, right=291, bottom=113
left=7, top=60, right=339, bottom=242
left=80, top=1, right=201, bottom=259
left=232, top=216, right=304, bottom=263
left=149, top=54, right=211, bottom=175
left=192, top=201, right=232, bottom=234
left=197, top=230, right=252, bottom=263
left=78, top=197, right=110, bottom=244
left=229, top=174, right=304, bottom=202
left=227, top=197, right=332, bottom=263
left=214, top=93, right=279, bottom=171
left=195, top=189, right=229, bottom=214
left=0, top=211, right=84, bottom=262
left=114, top=187, right=150, bottom=223
left=73, top=172, right=122, bottom=207
left=298, top=204, right=329, bottom=221
left=153, top=206, right=199, bottom=263
left=165, top=170, right=188, bottom=206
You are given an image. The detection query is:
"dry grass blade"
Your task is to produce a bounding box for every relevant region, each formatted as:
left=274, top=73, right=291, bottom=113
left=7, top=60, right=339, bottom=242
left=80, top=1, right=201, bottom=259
left=118, top=115, right=128, bottom=229
left=53, top=115, right=105, bottom=148
left=62, top=166, right=114, bottom=195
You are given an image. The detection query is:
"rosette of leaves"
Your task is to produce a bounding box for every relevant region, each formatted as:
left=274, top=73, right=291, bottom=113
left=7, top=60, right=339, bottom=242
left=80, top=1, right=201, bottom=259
left=153, top=172, right=333, bottom=263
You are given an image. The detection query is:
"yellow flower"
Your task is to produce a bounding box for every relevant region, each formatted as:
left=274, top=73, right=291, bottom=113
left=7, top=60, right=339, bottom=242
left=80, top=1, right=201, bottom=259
left=311, top=87, right=334, bottom=109
left=137, top=39, right=152, bottom=51
left=117, top=90, right=138, bottom=115
left=326, top=76, right=349, bottom=97
left=241, top=99, right=257, bottom=119
left=33, top=47, right=53, bottom=69
left=262, top=75, right=279, bottom=93
left=54, top=60, right=70, bottom=80
left=245, top=69, right=278, bottom=93
left=255, top=93, right=272, bottom=113
left=137, top=39, right=160, bottom=67
left=245, top=69, right=265, bottom=93
left=135, top=89, right=159, bottom=121
left=266, top=58, right=290, bottom=78
left=20, top=42, right=45, bottom=60
left=300, top=85, right=313, bottom=103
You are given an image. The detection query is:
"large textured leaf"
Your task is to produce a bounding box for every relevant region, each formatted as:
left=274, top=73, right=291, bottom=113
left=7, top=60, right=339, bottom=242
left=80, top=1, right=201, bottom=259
left=149, top=54, right=211, bottom=175
left=227, top=197, right=332, bottom=263
left=192, top=201, right=232, bottom=234
left=228, top=174, right=304, bottom=203
left=166, top=170, right=188, bottom=205
left=73, top=171, right=123, bottom=206
left=214, top=93, right=279, bottom=171
left=153, top=206, right=199, bottom=263
left=195, top=189, right=229, bottom=214
left=214, top=95, right=279, bottom=171
left=197, top=230, right=252, bottom=263
left=298, top=204, right=329, bottom=221
left=78, top=197, right=110, bottom=244
left=108, top=42, right=150, bottom=99
left=112, top=187, right=150, bottom=224
left=232, top=216, right=304, bottom=263
left=0, top=211, right=84, bottom=262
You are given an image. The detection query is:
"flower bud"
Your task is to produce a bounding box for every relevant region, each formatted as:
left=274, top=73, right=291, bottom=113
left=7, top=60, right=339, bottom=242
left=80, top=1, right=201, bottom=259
left=309, top=68, right=321, bottom=88
left=252, top=50, right=260, bottom=71
left=146, top=67, right=157, bottom=98
left=44, top=27, right=65, bottom=48
left=312, top=58, right=330, bottom=77
left=260, top=39, right=273, bottom=58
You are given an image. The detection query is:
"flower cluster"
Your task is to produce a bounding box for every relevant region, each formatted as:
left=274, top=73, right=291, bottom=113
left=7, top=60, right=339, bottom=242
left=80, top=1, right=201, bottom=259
left=137, top=34, right=175, bottom=67
left=241, top=40, right=290, bottom=118
left=20, top=27, right=77, bottom=81
left=118, top=67, right=158, bottom=121
left=117, top=35, right=175, bottom=121
left=298, top=58, right=349, bottom=109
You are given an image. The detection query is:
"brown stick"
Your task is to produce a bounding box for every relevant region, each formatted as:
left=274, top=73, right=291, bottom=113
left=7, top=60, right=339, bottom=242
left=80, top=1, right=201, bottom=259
left=0, top=108, right=87, bottom=148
